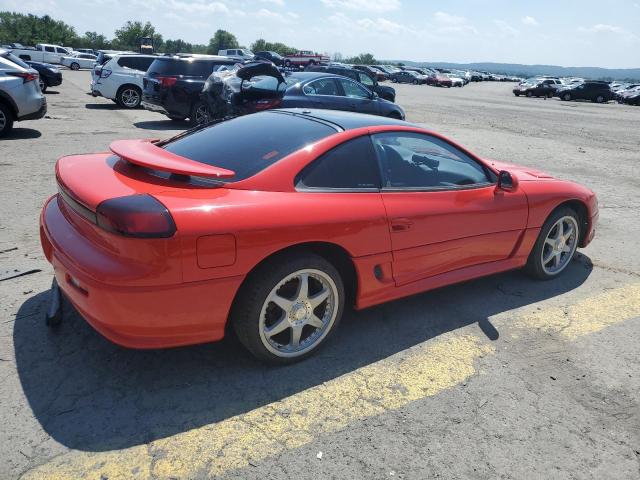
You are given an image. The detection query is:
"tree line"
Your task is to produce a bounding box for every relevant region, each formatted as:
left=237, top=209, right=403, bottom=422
left=0, top=11, right=376, bottom=63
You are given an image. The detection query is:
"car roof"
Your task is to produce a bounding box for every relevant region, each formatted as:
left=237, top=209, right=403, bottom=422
left=272, top=108, right=416, bottom=131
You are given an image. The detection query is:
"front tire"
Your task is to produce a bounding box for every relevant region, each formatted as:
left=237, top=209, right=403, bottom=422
left=525, top=207, right=580, bottom=280
left=70, top=62, right=80, bottom=71
left=38, top=78, right=47, bottom=92
left=595, top=95, right=605, bottom=103
left=562, top=93, right=572, bottom=101
left=231, top=252, right=345, bottom=364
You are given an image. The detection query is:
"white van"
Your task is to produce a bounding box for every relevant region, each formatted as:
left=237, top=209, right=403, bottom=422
left=218, top=49, right=254, bottom=61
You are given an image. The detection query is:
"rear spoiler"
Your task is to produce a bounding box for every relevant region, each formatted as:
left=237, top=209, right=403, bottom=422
left=110, top=139, right=235, bottom=179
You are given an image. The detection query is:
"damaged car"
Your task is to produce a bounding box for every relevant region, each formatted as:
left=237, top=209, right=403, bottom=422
left=201, top=61, right=405, bottom=122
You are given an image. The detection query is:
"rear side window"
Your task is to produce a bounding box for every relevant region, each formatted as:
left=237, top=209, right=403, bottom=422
left=45, top=46, right=55, bottom=52
left=297, top=136, right=381, bottom=190
left=148, top=59, right=234, bottom=77
left=163, top=112, right=336, bottom=181
left=2, top=52, right=29, bottom=69
left=118, top=56, right=154, bottom=71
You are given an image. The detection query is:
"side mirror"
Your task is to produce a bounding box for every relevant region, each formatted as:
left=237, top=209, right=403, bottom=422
left=496, top=170, right=518, bottom=192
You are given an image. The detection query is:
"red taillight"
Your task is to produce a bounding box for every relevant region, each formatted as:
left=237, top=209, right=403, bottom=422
left=8, top=71, right=38, bottom=83
left=157, top=76, right=177, bottom=88
left=255, top=98, right=282, bottom=111
left=96, top=195, right=176, bottom=238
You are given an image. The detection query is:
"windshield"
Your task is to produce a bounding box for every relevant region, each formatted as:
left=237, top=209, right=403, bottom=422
left=163, top=112, right=336, bottom=181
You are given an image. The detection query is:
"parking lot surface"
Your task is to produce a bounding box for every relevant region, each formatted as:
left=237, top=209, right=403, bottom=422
left=1, top=71, right=639, bottom=480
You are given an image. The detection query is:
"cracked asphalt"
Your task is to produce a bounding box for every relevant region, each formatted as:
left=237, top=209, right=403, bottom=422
left=1, top=71, right=639, bottom=479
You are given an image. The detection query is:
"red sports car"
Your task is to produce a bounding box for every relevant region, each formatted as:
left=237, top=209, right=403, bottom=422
left=40, top=109, right=598, bottom=363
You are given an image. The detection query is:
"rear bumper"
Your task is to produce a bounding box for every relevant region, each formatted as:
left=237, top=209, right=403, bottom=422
left=18, top=99, right=47, bottom=121
left=45, top=73, right=63, bottom=87
left=142, top=96, right=170, bottom=116
left=40, top=195, right=243, bottom=349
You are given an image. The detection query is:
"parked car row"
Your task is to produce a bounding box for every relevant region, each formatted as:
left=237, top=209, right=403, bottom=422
left=611, top=83, right=640, bottom=105
left=0, top=48, right=47, bottom=136
left=86, top=52, right=405, bottom=125
left=512, top=76, right=638, bottom=105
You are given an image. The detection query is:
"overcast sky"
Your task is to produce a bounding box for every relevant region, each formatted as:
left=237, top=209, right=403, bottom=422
left=4, top=0, right=640, bottom=68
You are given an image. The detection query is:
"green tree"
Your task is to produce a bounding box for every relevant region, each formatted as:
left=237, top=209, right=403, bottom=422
left=345, top=53, right=377, bottom=65
left=207, top=29, right=239, bottom=54
left=0, top=12, right=78, bottom=46
left=250, top=38, right=296, bottom=56
left=112, top=21, right=163, bottom=52
left=164, top=38, right=194, bottom=54
left=77, top=31, right=110, bottom=49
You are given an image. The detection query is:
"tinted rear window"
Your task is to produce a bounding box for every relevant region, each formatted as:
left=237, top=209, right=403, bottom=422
left=2, top=52, right=29, bottom=69
left=148, top=58, right=234, bottom=77
left=163, top=112, right=336, bottom=181
left=118, top=56, right=155, bottom=71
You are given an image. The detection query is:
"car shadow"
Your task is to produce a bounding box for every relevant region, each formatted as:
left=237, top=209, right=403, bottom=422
left=134, top=120, right=189, bottom=130
left=13, top=254, right=593, bottom=452
left=3, top=128, right=42, bottom=140
left=84, top=103, right=118, bottom=110
left=44, top=90, right=60, bottom=95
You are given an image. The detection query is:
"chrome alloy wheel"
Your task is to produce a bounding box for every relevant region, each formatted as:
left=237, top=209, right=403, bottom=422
left=38, top=78, right=45, bottom=91
left=541, top=216, right=579, bottom=275
left=121, top=88, right=140, bottom=108
left=194, top=103, right=209, bottom=124
left=259, top=269, right=338, bottom=358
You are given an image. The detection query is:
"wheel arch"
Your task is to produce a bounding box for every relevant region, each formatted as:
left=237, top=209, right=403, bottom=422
left=547, top=199, right=589, bottom=246
left=116, top=83, right=141, bottom=95
left=0, top=91, right=18, bottom=118
left=232, top=241, right=357, bottom=306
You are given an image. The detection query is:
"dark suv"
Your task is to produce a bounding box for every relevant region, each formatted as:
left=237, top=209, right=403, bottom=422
left=306, top=65, right=395, bottom=102
left=142, top=55, right=235, bottom=124
left=556, top=81, right=613, bottom=103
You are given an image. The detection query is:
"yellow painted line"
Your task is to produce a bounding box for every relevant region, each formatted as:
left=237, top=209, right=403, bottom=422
left=512, top=282, right=640, bottom=339
left=22, top=282, right=640, bottom=480
left=22, top=335, right=493, bottom=480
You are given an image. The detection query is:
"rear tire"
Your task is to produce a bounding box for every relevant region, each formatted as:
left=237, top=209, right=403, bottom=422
left=231, top=252, right=345, bottom=364
left=526, top=91, right=533, bottom=97
left=70, top=62, right=80, bottom=71
left=595, top=95, right=605, bottom=103
left=0, top=103, right=14, bottom=138
left=524, top=207, right=580, bottom=280
left=38, top=78, right=47, bottom=93
left=189, top=100, right=209, bottom=126
left=116, top=86, right=142, bottom=109
left=562, top=93, right=572, bottom=101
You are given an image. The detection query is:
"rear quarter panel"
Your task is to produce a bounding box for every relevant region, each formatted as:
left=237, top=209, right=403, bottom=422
left=156, top=188, right=391, bottom=283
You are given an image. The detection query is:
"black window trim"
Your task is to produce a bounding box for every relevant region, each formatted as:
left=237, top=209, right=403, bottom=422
left=292, top=131, right=499, bottom=194
left=372, top=130, right=498, bottom=193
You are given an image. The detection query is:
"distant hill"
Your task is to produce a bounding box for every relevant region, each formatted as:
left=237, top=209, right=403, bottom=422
left=383, top=60, right=640, bottom=81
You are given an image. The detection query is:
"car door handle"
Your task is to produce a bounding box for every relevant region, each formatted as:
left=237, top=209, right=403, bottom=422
left=391, top=218, right=414, bottom=232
